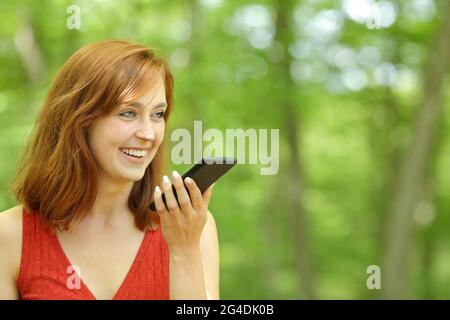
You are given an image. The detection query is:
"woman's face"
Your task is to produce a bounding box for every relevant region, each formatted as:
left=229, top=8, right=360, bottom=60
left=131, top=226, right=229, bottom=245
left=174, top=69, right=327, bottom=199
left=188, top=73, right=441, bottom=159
left=88, top=75, right=167, bottom=184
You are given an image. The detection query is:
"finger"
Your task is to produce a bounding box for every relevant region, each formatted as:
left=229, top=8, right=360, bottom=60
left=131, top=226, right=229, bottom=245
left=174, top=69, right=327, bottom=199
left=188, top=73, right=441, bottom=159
left=172, top=170, right=193, bottom=213
left=161, top=175, right=179, bottom=212
left=184, top=177, right=204, bottom=211
left=154, top=186, right=168, bottom=214
left=202, top=183, right=214, bottom=207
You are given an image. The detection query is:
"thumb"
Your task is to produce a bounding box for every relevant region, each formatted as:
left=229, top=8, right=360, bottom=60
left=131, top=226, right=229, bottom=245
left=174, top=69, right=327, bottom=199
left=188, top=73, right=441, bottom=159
left=202, top=183, right=215, bottom=206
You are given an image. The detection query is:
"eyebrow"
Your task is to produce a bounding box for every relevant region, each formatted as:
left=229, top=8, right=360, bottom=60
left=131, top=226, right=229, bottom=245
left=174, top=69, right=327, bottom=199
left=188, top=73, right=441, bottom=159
left=128, top=101, right=168, bottom=110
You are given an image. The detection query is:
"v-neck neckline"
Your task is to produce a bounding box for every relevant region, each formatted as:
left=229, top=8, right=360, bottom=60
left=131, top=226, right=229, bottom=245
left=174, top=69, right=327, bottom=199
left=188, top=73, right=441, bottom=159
left=52, top=229, right=149, bottom=300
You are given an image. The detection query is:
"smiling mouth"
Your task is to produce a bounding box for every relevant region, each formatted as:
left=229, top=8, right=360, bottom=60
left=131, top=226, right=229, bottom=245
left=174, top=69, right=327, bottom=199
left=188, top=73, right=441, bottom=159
left=119, top=148, right=148, bottom=158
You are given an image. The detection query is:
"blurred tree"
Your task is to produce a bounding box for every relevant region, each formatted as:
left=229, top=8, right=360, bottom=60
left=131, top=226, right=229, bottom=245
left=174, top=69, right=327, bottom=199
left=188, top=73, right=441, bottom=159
left=1, top=0, right=449, bottom=300
left=382, top=0, right=450, bottom=299
left=272, top=0, right=315, bottom=299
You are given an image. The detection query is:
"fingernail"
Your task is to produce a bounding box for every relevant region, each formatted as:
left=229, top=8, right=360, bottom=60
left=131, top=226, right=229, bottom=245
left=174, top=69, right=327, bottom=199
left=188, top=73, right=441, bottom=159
left=185, top=177, right=192, bottom=184
left=163, top=175, right=170, bottom=185
left=172, top=170, right=180, bottom=181
left=155, top=186, right=161, bottom=193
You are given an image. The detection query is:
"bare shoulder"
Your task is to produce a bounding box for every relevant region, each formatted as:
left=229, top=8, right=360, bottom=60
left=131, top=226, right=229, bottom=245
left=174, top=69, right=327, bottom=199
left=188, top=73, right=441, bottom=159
left=204, top=210, right=218, bottom=237
left=0, top=204, right=23, bottom=239
left=0, top=204, right=23, bottom=275
left=200, top=210, right=219, bottom=248
left=200, top=210, right=220, bottom=299
left=206, top=210, right=217, bottom=225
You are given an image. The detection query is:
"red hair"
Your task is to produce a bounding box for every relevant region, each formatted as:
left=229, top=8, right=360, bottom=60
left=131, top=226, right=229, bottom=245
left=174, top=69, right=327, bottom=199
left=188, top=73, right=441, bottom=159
left=11, top=40, right=174, bottom=232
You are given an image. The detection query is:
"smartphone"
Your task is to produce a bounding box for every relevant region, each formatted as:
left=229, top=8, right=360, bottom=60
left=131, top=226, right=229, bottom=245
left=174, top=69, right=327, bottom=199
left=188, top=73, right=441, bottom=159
left=149, top=157, right=237, bottom=211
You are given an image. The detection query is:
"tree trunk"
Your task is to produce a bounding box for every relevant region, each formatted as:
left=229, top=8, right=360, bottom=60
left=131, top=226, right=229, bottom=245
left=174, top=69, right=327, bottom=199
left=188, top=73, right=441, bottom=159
left=273, top=0, right=315, bottom=299
left=260, top=179, right=284, bottom=298
left=185, top=0, right=203, bottom=118
left=382, top=1, right=450, bottom=299
left=14, top=8, right=46, bottom=86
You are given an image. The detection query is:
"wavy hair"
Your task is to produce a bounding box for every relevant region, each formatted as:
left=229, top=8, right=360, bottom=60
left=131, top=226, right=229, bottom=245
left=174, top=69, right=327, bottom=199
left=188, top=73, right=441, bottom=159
left=11, top=40, right=174, bottom=232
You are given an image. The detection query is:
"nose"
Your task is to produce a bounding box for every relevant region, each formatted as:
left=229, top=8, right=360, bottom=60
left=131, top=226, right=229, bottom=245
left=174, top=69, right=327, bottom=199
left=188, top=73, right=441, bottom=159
left=136, top=125, right=155, bottom=141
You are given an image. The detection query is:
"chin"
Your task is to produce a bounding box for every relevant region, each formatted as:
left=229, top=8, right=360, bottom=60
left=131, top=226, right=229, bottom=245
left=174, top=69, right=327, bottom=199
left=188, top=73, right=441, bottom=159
left=130, top=172, right=146, bottom=181
left=118, top=169, right=145, bottom=182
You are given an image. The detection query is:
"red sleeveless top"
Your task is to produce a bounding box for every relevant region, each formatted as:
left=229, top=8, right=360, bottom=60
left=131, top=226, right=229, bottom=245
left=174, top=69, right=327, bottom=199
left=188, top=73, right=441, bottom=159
left=17, top=207, right=170, bottom=300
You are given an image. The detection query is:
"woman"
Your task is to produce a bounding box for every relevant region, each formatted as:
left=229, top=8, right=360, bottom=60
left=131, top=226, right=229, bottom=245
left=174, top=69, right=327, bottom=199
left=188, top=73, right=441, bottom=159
left=0, top=40, right=220, bottom=300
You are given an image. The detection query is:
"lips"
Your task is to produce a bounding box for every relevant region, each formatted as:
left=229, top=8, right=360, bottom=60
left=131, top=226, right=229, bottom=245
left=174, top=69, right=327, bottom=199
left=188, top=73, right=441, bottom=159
left=119, top=147, right=150, bottom=157
left=119, top=148, right=148, bottom=164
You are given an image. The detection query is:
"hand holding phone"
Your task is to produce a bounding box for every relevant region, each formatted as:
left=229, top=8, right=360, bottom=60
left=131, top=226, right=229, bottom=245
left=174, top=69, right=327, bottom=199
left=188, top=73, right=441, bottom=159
left=149, top=157, right=237, bottom=211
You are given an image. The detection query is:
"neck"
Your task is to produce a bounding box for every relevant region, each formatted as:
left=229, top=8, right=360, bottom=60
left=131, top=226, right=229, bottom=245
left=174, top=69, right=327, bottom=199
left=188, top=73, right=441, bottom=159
left=83, top=176, right=135, bottom=228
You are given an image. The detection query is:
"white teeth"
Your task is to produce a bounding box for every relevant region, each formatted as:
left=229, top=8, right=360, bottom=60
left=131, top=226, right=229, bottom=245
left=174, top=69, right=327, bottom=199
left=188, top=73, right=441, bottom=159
left=121, top=148, right=147, bottom=157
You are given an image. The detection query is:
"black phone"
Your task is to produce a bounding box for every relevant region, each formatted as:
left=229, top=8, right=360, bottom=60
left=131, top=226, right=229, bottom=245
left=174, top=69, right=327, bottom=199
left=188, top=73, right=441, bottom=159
left=149, top=157, right=237, bottom=211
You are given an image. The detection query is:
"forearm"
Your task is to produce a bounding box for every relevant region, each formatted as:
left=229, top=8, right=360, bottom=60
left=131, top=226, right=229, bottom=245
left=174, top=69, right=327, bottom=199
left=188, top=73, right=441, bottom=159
left=169, top=246, right=207, bottom=300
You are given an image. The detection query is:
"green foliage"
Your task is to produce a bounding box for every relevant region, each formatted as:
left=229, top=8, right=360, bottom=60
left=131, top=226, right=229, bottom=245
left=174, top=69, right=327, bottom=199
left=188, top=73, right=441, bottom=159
left=1, top=0, right=449, bottom=299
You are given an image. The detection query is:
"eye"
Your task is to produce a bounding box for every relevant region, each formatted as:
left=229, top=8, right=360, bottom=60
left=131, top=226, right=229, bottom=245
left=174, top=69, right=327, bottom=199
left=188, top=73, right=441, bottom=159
left=120, top=111, right=136, bottom=118
left=154, top=111, right=165, bottom=119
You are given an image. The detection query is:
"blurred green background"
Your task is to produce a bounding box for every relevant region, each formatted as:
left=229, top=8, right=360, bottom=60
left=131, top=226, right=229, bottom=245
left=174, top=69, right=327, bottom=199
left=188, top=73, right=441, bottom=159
left=1, top=0, right=450, bottom=299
